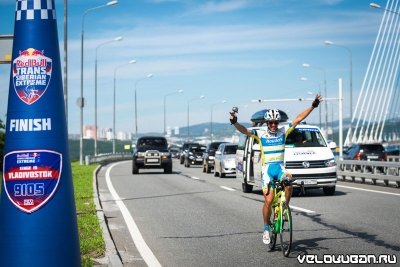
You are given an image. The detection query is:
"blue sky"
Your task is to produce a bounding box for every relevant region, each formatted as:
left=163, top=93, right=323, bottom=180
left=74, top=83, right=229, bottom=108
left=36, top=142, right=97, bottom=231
left=0, top=0, right=385, bottom=135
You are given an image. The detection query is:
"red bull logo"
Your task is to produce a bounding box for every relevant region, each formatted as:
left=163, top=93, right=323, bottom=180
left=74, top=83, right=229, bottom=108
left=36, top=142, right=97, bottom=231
left=12, top=48, right=52, bottom=105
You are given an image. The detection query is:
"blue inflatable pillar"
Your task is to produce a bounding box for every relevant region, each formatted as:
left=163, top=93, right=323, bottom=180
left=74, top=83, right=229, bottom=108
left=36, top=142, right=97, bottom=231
left=0, top=1, right=81, bottom=266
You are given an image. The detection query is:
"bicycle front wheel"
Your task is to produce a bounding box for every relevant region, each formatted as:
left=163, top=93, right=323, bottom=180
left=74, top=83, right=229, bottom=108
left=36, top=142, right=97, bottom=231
left=268, top=214, right=277, bottom=251
left=279, top=202, right=292, bottom=257
left=268, top=226, right=277, bottom=251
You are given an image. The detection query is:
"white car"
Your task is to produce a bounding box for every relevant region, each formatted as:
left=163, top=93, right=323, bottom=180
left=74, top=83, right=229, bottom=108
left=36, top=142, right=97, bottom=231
left=214, top=143, right=238, bottom=178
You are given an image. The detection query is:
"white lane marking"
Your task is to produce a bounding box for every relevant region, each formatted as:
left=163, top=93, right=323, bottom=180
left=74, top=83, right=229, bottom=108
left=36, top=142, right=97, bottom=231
left=220, top=186, right=236, bottom=191
left=105, top=162, right=162, bottom=267
left=290, top=205, right=316, bottom=214
left=337, top=184, right=400, bottom=196
left=191, top=176, right=200, bottom=180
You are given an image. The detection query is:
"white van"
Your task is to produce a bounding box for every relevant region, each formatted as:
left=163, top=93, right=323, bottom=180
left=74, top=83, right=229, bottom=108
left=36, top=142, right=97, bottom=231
left=236, top=122, right=337, bottom=196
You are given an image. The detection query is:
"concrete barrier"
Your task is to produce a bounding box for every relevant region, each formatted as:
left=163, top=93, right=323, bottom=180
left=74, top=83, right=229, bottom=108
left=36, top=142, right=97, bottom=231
left=85, top=153, right=132, bottom=166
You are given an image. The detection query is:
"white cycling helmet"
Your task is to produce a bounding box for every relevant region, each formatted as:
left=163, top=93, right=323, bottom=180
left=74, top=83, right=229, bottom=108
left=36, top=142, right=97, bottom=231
left=264, top=109, right=281, bottom=122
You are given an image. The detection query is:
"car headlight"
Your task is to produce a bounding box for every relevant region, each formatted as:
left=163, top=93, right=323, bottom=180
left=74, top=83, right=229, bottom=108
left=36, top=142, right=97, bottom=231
left=160, top=152, right=170, bottom=159
left=137, top=152, right=145, bottom=157
left=325, top=158, right=336, bottom=167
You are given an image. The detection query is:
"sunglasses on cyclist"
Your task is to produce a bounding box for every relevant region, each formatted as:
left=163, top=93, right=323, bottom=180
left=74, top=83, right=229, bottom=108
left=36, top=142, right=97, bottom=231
left=268, top=121, right=279, bottom=125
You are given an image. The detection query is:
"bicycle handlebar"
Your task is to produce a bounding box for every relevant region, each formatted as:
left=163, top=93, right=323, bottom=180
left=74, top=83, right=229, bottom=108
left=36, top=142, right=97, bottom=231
left=274, top=178, right=297, bottom=191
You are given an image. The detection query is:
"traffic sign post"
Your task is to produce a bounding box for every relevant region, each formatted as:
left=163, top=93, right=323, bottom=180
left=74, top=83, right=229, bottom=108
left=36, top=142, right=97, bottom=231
left=0, top=1, right=81, bottom=266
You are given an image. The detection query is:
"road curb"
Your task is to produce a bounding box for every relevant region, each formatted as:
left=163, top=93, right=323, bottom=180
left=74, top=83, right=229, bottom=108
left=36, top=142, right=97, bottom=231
left=92, top=165, right=123, bottom=266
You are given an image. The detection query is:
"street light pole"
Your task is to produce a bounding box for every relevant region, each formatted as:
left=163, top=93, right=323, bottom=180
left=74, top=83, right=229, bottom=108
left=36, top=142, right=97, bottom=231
left=324, top=40, right=353, bottom=143
left=134, top=74, right=153, bottom=140
left=187, top=95, right=205, bottom=140
left=113, top=59, right=136, bottom=154
left=370, top=2, right=400, bottom=15
left=302, top=63, right=329, bottom=136
left=210, top=100, right=227, bottom=142
left=94, top=36, right=123, bottom=156
left=79, top=0, right=118, bottom=165
left=164, top=89, right=183, bottom=136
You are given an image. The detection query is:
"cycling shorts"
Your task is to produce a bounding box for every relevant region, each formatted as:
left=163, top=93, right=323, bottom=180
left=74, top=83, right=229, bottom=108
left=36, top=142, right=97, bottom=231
left=261, top=162, right=287, bottom=193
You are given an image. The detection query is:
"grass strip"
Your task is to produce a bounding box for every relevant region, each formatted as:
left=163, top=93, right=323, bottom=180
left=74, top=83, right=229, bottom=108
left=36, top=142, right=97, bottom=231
left=72, top=162, right=105, bottom=267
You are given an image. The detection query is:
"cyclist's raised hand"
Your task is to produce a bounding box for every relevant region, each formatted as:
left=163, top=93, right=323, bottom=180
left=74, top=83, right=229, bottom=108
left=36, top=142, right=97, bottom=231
left=312, top=94, right=323, bottom=108
left=229, top=107, right=238, bottom=124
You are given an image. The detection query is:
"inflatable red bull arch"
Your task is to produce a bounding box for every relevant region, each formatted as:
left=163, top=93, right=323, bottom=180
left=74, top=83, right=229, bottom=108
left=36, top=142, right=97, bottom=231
left=0, top=1, right=81, bottom=266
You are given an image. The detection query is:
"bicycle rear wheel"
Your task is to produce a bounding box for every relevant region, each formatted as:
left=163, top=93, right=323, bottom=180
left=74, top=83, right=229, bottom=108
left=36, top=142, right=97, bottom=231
left=279, top=202, right=292, bottom=257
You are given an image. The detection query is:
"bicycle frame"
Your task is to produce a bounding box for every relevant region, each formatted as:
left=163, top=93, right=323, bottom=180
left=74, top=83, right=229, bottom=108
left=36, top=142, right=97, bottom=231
left=272, top=179, right=291, bottom=234
left=269, top=178, right=296, bottom=257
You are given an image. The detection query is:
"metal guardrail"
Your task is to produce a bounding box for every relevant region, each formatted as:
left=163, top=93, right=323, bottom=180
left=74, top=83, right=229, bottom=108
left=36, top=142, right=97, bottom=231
left=337, top=159, right=400, bottom=187
left=85, top=153, right=132, bottom=165
left=387, top=155, right=400, bottom=162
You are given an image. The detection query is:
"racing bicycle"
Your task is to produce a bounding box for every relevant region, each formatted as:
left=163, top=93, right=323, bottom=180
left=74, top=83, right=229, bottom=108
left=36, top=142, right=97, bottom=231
left=267, top=177, right=297, bottom=257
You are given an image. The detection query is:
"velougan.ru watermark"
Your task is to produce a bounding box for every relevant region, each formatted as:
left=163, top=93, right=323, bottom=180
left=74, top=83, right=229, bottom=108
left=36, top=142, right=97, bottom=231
left=297, top=254, right=397, bottom=264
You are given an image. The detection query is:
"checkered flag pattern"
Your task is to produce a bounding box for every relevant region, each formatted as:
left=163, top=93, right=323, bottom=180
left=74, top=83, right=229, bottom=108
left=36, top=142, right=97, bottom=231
left=16, top=0, right=56, bottom=21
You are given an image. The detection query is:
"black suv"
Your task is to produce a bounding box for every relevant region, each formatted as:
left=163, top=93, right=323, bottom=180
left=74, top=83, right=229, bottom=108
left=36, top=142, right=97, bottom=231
left=132, top=136, right=172, bottom=174
left=202, top=141, right=227, bottom=173
left=343, top=143, right=386, bottom=161
left=184, top=144, right=206, bottom=167
left=179, top=142, right=199, bottom=164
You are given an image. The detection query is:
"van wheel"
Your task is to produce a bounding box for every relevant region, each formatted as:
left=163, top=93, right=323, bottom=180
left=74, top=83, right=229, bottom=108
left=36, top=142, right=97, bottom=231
left=242, top=180, right=253, bottom=193
left=323, top=186, right=335, bottom=196
left=132, top=165, right=139, bottom=174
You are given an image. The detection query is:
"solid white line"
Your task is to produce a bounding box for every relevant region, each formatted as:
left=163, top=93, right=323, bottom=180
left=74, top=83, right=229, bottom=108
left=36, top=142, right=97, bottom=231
left=289, top=205, right=316, bottom=214
left=337, top=184, right=400, bottom=196
left=220, top=186, right=236, bottom=191
left=105, top=162, right=162, bottom=267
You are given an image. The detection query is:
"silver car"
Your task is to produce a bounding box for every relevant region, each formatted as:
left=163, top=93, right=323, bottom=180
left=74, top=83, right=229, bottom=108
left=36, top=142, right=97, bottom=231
left=214, top=143, right=238, bottom=178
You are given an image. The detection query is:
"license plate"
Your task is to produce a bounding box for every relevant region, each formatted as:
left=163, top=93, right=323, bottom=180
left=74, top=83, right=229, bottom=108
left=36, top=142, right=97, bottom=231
left=196, top=158, right=202, bottom=161
left=367, top=155, right=378, bottom=159
left=298, top=179, right=317, bottom=185
left=147, top=158, right=159, bottom=163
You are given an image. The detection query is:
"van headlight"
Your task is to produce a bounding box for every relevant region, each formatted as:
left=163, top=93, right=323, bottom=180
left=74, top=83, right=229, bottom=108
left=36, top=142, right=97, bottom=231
left=325, top=158, right=336, bottom=167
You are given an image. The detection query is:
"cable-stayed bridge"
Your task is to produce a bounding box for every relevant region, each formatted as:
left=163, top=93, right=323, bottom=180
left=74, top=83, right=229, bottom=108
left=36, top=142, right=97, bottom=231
left=346, top=0, right=400, bottom=146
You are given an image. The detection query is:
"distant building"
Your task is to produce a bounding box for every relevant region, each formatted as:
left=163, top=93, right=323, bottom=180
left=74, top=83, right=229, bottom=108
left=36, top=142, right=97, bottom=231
left=83, top=125, right=96, bottom=139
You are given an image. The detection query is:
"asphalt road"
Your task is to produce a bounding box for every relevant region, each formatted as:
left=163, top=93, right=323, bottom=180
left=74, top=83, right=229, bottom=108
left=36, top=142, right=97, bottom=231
left=96, top=159, right=400, bottom=267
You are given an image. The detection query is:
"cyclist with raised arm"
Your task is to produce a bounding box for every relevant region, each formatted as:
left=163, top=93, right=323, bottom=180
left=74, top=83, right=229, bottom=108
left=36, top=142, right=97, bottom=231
left=229, top=95, right=322, bottom=245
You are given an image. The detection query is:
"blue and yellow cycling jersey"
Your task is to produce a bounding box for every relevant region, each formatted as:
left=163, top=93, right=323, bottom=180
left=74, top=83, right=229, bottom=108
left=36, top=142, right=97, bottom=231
left=258, top=124, right=295, bottom=165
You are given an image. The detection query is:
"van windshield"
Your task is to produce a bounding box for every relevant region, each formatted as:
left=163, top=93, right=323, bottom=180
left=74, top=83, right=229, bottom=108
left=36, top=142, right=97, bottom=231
left=286, top=128, right=327, bottom=148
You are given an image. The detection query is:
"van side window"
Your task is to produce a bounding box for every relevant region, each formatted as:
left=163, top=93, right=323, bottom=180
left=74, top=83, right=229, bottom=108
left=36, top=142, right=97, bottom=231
left=238, top=133, right=247, bottom=150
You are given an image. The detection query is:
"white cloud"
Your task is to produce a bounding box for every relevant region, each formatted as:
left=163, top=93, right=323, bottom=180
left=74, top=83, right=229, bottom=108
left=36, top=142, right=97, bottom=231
left=196, top=0, right=253, bottom=14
